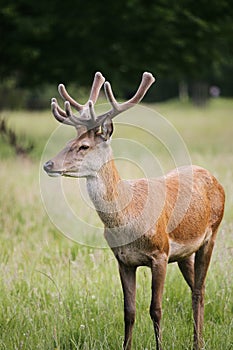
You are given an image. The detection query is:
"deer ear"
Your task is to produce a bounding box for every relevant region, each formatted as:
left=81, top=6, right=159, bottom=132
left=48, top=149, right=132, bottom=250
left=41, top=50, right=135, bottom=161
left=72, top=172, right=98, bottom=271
left=99, top=117, right=113, bottom=140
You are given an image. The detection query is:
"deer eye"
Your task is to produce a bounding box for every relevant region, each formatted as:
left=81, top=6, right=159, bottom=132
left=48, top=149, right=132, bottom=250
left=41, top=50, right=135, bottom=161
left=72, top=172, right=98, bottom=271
left=78, top=144, right=89, bottom=151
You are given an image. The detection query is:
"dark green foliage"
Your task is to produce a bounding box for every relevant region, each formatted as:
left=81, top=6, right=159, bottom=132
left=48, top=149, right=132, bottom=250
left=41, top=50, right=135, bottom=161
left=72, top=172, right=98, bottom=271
left=0, top=0, right=233, bottom=101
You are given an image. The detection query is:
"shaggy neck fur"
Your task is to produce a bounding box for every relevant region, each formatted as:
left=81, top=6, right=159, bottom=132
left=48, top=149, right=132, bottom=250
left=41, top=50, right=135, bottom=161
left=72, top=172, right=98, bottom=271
left=86, top=156, right=133, bottom=228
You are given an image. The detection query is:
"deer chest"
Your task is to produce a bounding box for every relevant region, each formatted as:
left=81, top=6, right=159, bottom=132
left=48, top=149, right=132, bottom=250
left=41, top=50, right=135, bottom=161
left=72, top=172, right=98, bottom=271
left=112, top=245, right=153, bottom=267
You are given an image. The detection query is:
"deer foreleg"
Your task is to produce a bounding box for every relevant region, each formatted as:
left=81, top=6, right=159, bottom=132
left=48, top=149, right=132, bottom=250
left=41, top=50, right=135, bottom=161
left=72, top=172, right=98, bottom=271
left=119, top=263, right=137, bottom=350
left=150, top=254, right=168, bottom=350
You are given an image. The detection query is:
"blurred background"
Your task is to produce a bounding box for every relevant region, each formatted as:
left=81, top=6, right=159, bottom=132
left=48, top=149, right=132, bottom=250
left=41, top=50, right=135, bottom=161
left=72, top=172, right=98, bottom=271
left=0, top=0, right=233, bottom=109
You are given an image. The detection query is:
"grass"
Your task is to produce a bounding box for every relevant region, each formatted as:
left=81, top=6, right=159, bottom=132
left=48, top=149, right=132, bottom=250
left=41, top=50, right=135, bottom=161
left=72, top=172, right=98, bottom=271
left=0, top=98, right=233, bottom=349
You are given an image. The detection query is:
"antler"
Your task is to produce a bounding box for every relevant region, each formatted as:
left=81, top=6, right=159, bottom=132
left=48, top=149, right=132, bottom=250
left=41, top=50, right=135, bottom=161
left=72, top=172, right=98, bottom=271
left=96, top=72, right=155, bottom=124
left=51, top=72, right=155, bottom=130
left=51, top=72, right=105, bottom=128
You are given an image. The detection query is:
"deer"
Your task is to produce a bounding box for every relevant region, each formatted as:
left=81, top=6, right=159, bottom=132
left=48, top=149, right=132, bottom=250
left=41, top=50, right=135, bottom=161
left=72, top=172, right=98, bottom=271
left=43, top=72, right=225, bottom=350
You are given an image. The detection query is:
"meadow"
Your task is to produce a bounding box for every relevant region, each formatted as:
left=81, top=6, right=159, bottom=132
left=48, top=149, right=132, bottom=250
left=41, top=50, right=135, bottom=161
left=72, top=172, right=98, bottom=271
left=0, top=98, right=233, bottom=349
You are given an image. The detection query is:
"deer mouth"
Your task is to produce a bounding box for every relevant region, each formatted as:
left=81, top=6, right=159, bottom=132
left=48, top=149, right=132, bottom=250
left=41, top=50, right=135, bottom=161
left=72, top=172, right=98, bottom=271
left=46, top=169, right=81, bottom=178
left=45, top=169, right=79, bottom=177
left=45, top=168, right=81, bottom=178
left=63, top=171, right=86, bottom=178
left=46, top=170, right=64, bottom=177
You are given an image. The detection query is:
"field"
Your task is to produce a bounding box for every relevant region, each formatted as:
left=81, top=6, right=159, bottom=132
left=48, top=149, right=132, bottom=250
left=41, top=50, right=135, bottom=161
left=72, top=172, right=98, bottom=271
left=0, top=98, right=233, bottom=349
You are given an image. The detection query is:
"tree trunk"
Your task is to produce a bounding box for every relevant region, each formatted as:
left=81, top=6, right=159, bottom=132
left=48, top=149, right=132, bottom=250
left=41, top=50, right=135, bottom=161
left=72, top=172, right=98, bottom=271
left=179, top=81, right=189, bottom=102
left=191, top=81, right=209, bottom=106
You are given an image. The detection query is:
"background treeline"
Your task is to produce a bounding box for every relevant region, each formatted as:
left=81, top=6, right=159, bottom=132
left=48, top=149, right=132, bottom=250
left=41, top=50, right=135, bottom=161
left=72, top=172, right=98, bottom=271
left=0, top=0, right=233, bottom=109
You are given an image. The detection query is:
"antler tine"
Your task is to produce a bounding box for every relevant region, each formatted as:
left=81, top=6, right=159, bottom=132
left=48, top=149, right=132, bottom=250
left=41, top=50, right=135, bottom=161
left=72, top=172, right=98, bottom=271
left=97, top=72, right=155, bottom=122
left=51, top=98, right=76, bottom=126
left=58, top=84, right=84, bottom=112
left=127, top=72, right=155, bottom=105
left=51, top=98, right=66, bottom=117
left=88, top=72, right=105, bottom=103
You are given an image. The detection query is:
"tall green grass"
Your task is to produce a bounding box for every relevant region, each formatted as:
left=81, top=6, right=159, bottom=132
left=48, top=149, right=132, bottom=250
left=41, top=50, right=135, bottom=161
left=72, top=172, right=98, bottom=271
left=0, top=98, right=233, bottom=349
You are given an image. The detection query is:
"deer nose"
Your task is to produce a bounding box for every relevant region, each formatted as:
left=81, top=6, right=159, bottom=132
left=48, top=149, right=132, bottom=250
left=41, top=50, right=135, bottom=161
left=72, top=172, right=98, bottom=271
left=43, top=160, right=54, bottom=172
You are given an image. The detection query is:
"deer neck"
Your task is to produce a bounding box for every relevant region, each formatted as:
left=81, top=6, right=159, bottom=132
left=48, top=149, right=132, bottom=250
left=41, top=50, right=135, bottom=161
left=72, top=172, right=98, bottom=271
left=86, top=154, right=131, bottom=227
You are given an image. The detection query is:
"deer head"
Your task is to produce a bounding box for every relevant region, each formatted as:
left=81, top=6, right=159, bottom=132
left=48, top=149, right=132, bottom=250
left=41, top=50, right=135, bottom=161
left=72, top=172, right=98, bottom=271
left=43, top=72, right=155, bottom=178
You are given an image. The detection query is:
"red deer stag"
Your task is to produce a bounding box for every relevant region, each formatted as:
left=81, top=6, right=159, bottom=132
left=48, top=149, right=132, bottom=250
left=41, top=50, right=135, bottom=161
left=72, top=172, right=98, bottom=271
left=43, top=72, right=225, bottom=350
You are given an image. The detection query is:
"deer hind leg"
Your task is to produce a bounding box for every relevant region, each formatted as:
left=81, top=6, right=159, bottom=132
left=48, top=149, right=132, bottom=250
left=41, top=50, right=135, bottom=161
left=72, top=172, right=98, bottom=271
left=192, top=229, right=217, bottom=350
left=150, top=255, right=168, bottom=350
left=178, top=254, right=195, bottom=291
left=118, top=263, right=137, bottom=350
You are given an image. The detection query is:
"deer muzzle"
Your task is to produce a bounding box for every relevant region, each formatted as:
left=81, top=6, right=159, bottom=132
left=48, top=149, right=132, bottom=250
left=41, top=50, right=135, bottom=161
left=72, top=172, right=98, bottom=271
left=43, top=160, right=63, bottom=177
